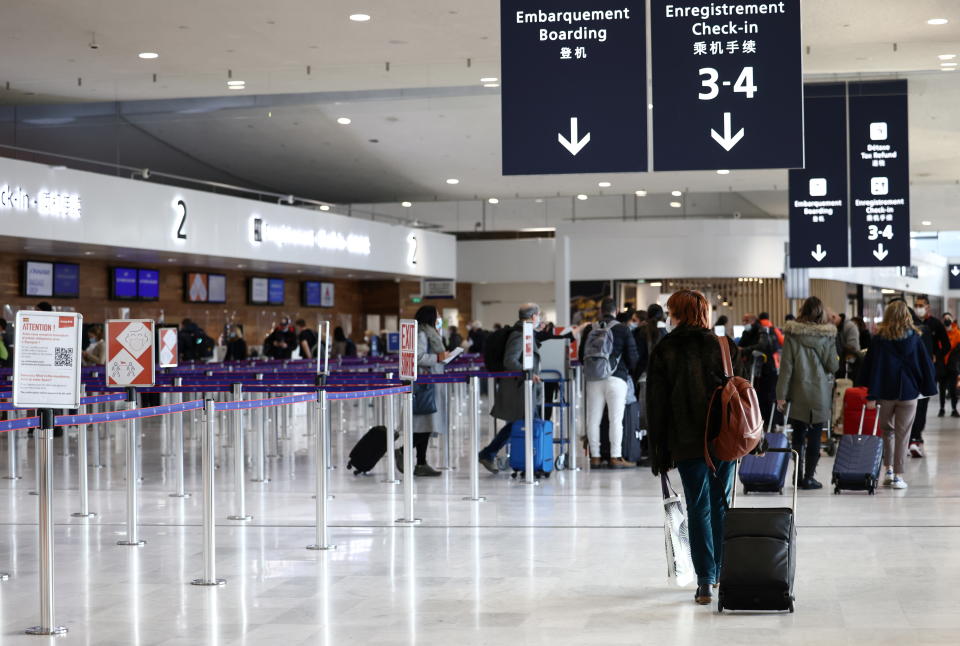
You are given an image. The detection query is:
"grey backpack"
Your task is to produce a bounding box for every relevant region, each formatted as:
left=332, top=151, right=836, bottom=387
left=583, top=320, right=620, bottom=382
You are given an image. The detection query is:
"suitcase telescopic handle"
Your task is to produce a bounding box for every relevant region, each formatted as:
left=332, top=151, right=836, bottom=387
left=731, top=449, right=800, bottom=516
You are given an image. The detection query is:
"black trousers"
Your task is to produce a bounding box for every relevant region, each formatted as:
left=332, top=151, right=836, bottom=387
left=790, top=420, right=822, bottom=481
left=910, top=398, right=929, bottom=443
left=939, top=373, right=957, bottom=412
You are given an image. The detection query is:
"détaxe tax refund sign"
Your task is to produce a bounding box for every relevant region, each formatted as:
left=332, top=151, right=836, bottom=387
left=13, top=311, right=83, bottom=409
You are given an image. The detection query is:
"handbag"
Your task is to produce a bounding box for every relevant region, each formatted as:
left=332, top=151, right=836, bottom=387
left=412, top=382, right=437, bottom=415
left=661, top=473, right=695, bottom=587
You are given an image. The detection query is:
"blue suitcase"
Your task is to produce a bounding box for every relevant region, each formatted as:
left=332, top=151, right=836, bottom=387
left=832, top=404, right=883, bottom=495
left=509, top=419, right=554, bottom=477
left=739, top=432, right=790, bottom=494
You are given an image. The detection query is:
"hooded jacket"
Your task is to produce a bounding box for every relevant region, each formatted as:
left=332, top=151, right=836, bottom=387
left=775, top=321, right=840, bottom=425
left=646, top=325, right=738, bottom=475
left=857, top=331, right=937, bottom=402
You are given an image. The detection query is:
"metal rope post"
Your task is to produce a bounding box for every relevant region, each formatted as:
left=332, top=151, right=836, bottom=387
left=25, top=409, right=67, bottom=636
left=523, top=372, right=537, bottom=485
left=228, top=384, right=251, bottom=521
left=307, top=392, right=337, bottom=551
left=570, top=365, right=582, bottom=472
left=117, top=391, right=145, bottom=546
left=160, top=392, right=171, bottom=457
left=396, top=388, right=421, bottom=524
left=4, top=411, right=21, bottom=480
left=382, top=387, right=400, bottom=485
left=169, top=379, right=190, bottom=498
left=251, top=375, right=269, bottom=483
left=192, top=399, right=225, bottom=586
left=463, top=376, right=486, bottom=502
left=72, top=385, right=95, bottom=518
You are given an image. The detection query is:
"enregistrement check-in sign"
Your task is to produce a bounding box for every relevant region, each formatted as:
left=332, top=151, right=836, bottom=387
left=13, top=311, right=83, bottom=409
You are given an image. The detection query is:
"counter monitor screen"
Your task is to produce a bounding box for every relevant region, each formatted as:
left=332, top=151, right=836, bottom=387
left=207, top=274, right=226, bottom=303
left=52, top=262, right=80, bottom=298
left=23, top=260, right=54, bottom=298
left=249, top=277, right=269, bottom=305
left=111, top=267, right=139, bottom=300
left=138, top=269, right=160, bottom=301
left=302, top=281, right=322, bottom=307
left=268, top=278, right=285, bottom=305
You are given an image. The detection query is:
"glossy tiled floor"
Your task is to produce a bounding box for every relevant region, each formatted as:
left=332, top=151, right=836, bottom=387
left=1, top=398, right=959, bottom=645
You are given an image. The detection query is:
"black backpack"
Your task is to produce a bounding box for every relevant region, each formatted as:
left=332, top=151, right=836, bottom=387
left=483, top=326, right=514, bottom=371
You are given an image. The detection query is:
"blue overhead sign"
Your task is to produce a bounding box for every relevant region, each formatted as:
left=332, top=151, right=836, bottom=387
left=788, top=84, right=849, bottom=269
left=950, top=264, right=960, bottom=291
left=848, top=80, right=910, bottom=268
left=500, top=1, right=648, bottom=175
left=650, top=0, right=803, bottom=171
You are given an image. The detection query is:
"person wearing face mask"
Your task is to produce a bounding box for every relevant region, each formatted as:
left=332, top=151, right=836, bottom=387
left=264, top=317, right=297, bottom=360
left=81, top=324, right=105, bottom=366
left=910, top=296, right=950, bottom=455
left=479, top=303, right=545, bottom=473
left=224, top=324, right=248, bottom=361
left=939, top=313, right=960, bottom=417
left=579, top=298, right=640, bottom=469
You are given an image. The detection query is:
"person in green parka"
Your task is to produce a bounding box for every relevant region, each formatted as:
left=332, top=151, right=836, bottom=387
left=776, top=296, right=840, bottom=490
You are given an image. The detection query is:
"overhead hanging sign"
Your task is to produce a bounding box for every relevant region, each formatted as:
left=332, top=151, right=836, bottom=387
left=849, top=80, right=910, bottom=268
left=106, top=319, right=156, bottom=387
left=421, top=279, right=456, bottom=299
left=500, top=0, right=648, bottom=175
left=399, top=320, right=418, bottom=382
left=788, top=83, right=849, bottom=268
left=950, top=264, right=960, bottom=291
left=650, top=0, right=803, bottom=171
left=158, top=326, right=179, bottom=368
left=12, top=311, right=83, bottom=409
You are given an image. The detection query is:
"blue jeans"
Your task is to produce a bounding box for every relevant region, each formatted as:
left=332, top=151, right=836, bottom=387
left=676, top=458, right=735, bottom=585
left=479, top=423, right=513, bottom=461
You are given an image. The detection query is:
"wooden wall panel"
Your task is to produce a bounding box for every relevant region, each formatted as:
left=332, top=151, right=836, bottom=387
left=398, top=281, right=474, bottom=332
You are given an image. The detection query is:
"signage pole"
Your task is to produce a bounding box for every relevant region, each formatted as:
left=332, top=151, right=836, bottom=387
left=117, top=389, right=145, bottom=546
left=396, top=388, right=421, bottom=525
left=307, top=391, right=337, bottom=551
left=25, top=409, right=67, bottom=636
left=463, top=376, right=486, bottom=502
left=192, top=400, right=225, bottom=586
left=169, top=378, right=190, bottom=498
left=383, top=373, right=400, bottom=485
left=228, top=384, right=251, bottom=521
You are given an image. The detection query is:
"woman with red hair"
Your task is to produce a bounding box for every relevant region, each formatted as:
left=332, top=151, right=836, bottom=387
left=647, top=290, right=739, bottom=606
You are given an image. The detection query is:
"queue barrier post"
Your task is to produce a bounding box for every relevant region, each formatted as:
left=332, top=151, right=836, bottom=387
left=4, top=410, right=22, bottom=481
left=71, top=386, right=95, bottom=519
left=160, top=392, right=171, bottom=457
left=117, top=390, right=145, bottom=546
left=463, top=376, right=486, bottom=502
left=396, top=387, right=421, bottom=525
left=383, top=373, right=400, bottom=485
left=169, top=378, right=190, bottom=498
left=228, top=384, right=252, bottom=521
left=522, top=372, right=537, bottom=486
left=251, top=375, right=269, bottom=483
left=25, top=409, right=67, bottom=636
left=307, top=391, right=337, bottom=551
left=570, top=365, right=582, bottom=473
left=89, top=396, right=103, bottom=470
left=192, top=399, right=225, bottom=586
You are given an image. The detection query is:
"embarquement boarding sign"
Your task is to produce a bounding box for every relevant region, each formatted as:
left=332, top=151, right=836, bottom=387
left=501, top=1, right=648, bottom=175
left=106, top=319, right=155, bottom=387
left=399, top=320, right=418, bottom=382
left=651, top=0, right=803, bottom=171
left=158, top=326, right=179, bottom=368
left=12, top=311, right=82, bottom=409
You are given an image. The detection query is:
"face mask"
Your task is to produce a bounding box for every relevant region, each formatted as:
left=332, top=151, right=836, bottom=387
left=629, top=322, right=639, bottom=330
left=946, top=320, right=954, bottom=328
left=664, top=319, right=675, bottom=333
left=916, top=307, right=928, bottom=318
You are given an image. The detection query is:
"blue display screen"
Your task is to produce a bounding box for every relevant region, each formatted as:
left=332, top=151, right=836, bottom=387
left=138, top=269, right=160, bottom=300
left=112, top=267, right=138, bottom=300
left=268, top=278, right=285, bottom=305
left=52, top=263, right=79, bottom=298
left=303, top=281, right=322, bottom=307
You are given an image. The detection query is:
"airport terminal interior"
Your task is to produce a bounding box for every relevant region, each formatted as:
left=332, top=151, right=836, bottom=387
left=3, top=1, right=960, bottom=644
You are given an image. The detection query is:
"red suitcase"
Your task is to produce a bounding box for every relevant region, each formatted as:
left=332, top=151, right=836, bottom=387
left=843, top=387, right=877, bottom=436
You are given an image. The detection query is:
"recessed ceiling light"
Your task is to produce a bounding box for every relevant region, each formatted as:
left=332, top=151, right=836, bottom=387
left=942, top=67, right=957, bottom=72
left=649, top=282, right=663, bottom=288
left=928, top=18, right=949, bottom=25
left=446, top=178, right=460, bottom=185
left=671, top=190, right=683, bottom=197
left=635, top=190, right=648, bottom=197
left=480, top=77, right=498, bottom=83
left=717, top=169, right=731, bottom=175
left=939, top=54, right=957, bottom=60
left=488, top=198, right=499, bottom=204
left=483, top=83, right=500, bottom=88
left=336, top=117, right=352, bottom=125
left=535, top=198, right=544, bottom=203
left=227, top=80, right=245, bottom=86
left=401, top=201, right=413, bottom=208
left=577, top=194, right=588, bottom=201
left=922, top=220, right=933, bottom=226
left=84, top=251, right=94, bottom=255
left=167, top=258, right=176, bottom=263
left=598, top=181, right=612, bottom=188
left=319, top=205, right=331, bottom=211
left=237, top=264, right=246, bottom=269
left=138, top=52, right=159, bottom=59
left=670, top=201, right=682, bottom=208
left=941, top=61, right=958, bottom=66
left=350, top=13, right=371, bottom=22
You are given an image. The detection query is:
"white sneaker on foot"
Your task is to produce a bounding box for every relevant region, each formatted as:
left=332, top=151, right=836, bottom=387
left=909, top=442, right=924, bottom=458
left=883, top=469, right=894, bottom=486
left=891, top=476, right=908, bottom=490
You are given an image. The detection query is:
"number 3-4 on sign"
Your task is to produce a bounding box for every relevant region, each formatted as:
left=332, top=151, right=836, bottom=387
left=699, top=67, right=758, bottom=100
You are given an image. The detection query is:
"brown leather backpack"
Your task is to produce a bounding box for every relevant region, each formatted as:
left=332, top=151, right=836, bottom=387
left=705, top=334, right=763, bottom=471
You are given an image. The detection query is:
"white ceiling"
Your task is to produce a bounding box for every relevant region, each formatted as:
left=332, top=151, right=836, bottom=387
left=2, top=0, right=960, bottom=227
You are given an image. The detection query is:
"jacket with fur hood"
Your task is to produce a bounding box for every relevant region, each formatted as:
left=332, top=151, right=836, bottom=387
left=646, top=325, right=738, bottom=475
left=776, top=320, right=840, bottom=425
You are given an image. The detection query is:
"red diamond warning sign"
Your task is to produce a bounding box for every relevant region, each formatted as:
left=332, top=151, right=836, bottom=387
left=158, top=326, right=179, bottom=368
left=106, top=319, right=155, bottom=387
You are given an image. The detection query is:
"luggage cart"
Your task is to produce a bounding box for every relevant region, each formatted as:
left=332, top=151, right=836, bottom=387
left=541, top=370, right=571, bottom=471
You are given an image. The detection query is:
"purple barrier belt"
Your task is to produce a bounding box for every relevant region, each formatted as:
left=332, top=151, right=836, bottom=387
left=54, top=399, right=206, bottom=426
left=326, top=385, right=411, bottom=400
left=0, top=416, right=40, bottom=433
left=214, top=392, right=316, bottom=412
left=0, top=392, right=128, bottom=411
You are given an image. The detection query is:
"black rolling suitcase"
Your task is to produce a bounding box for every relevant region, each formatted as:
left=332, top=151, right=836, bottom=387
left=599, top=401, right=642, bottom=463
left=347, top=426, right=396, bottom=475
left=718, top=448, right=799, bottom=614
left=832, top=404, right=883, bottom=495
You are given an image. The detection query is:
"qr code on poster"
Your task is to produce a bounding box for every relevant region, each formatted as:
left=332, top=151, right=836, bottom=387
left=54, top=347, right=74, bottom=367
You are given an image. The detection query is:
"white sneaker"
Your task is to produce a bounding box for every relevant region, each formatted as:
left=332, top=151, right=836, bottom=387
left=909, top=442, right=924, bottom=458
left=891, top=476, right=908, bottom=490
left=883, top=469, right=894, bottom=486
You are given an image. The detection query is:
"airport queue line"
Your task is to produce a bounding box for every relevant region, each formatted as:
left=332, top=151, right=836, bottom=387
left=0, top=359, right=577, bottom=636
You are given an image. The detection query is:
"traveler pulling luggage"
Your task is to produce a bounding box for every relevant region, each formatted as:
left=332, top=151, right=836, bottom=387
left=718, top=448, right=799, bottom=614
left=738, top=409, right=790, bottom=494
left=832, top=404, right=884, bottom=495
left=509, top=418, right=554, bottom=478
left=347, top=426, right=397, bottom=475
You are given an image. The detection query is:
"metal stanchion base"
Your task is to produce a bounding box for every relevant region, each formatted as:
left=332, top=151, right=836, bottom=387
left=28, top=491, right=38, bottom=496
left=381, top=479, right=401, bottom=485
left=90, top=464, right=104, bottom=469
left=0, top=573, right=9, bottom=581
left=117, top=540, right=146, bottom=546
left=227, top=514, right=253, bottom=521
left=169, top=492, right=192, bottom=498
left=26, top=626, right=67, bottom=636
left=395, top=518, right=423, bottom=525
left=191, top=578, right=226, bottom=586
left=462, top=496, right=487, bottom=502
left=519, top=480, right=541, bottom=487
left=266, top=454, right=279, bottom=459
left=160, top=453, right=174, bottom=458
left=250, top=478, right=271, bottom=483
left=71, top=512, right=97, bottom=518
left=310, top=494, right=336, bottom=500
left=2, top=475, right=22, bottom=480
left=306, top=544, right=338, bottom=551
